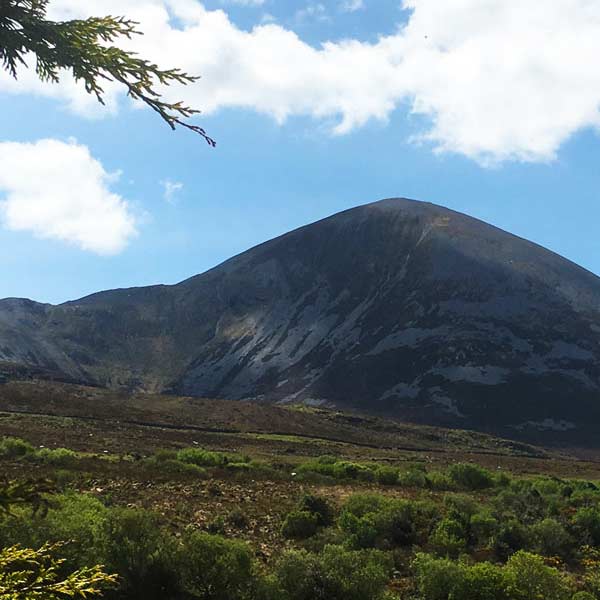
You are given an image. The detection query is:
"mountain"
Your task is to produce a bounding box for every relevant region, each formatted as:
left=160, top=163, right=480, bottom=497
left=1, top=198, right=599, bottom=439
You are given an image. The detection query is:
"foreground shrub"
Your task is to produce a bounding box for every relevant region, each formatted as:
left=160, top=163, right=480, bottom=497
left=0, top=543, right=117, bottom=599
left=412, top=553, right=465, bottom=600
left=274, top=545, right=393, bottom=600
left=281, top=510, right=319, bottom=539
left=181, top=532, right=259, bottom=600
left=413, top=551, right=573, bottom=600
left=99, top=508, right=180, bottom=600
left=504, top=550, right=573, bottom=600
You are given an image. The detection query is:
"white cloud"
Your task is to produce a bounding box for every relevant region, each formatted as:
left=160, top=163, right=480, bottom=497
left=340, top=0, right=364, bottom=13
left=221, top=0, right=265, bottom=5
left=295, top=3, right=330, bottom=23
left=0, top=139, right=137, bottom=254
left=3, top=0, right=600, bottom=164
left=161, top=179, right=184, bottom=203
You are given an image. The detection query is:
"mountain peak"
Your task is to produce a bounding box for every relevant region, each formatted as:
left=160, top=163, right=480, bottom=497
left=1, top=198, right=599, bottom=442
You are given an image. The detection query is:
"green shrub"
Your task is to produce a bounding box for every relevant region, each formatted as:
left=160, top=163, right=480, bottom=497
left=504, top=550, right=573, bottom=600
left=375, top=466, right=399, bottom=486
left=143, top=457, right=208, bottom=479
left=530, top=518, right=573, bottom=559
left=275, top=545, right=392, bottom=600
left=398, top=466, right=430, bottom=488
left=0, top=492, right=109, bottom=569
left=429, top=518, right=467, bottom=558
left=153, top=449, right=178, bottom=462
left=412, top=553, right=465, bottom=600
left=176, top=447, right=231, bottom=467
left=281, top=510, right=319, bottom=539
left=413, top=551, right=573, bottom=600
left=572, top=507, right=600, bottom=546
left=99, top=508, right=180, bottom=600
left=494, top=519, right=533, bottom=560
left=0, top=437, right=35, bottom=458
left=470, top=512, right=499, bottom=547
left=572, top=593, right=596, bottom=600
left=207, top=516, right=226, bottom=535
left=428, top=471, right=457, bottom=491
left=180, top=531, right=259, bottom=600
left=339, top=494, right=424, bottom=549
left=455, top=561, right=508, bottom=600
left=227, top=508, right=250, bottom=529
left=297, top=458, right=375, bottom=482
left=448, top=463, right=494, bottom=490
left=35, top=447, right=80, bottom=467
left=297, top=493, right=334, bottom=527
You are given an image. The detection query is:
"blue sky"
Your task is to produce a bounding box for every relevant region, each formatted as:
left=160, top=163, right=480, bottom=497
left=1, top=0, right=599, bottom=304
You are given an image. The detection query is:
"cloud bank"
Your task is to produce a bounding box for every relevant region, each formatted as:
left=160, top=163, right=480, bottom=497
left=0, top=139, right=137, bottom=254
left=2, top=0, right=600, bottom=164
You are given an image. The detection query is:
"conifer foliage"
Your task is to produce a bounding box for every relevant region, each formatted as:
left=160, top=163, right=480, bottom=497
left=0, top=0, right=215, bottom=145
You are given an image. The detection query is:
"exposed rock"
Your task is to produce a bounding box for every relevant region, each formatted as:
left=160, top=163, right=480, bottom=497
left=1, top=198, right=600, bottom=435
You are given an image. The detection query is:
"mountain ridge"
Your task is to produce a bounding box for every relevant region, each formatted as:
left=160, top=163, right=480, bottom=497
left=1, top=197, right=599, bottom=439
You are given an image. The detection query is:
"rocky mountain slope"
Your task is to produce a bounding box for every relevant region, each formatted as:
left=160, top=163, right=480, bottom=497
left=1, top=198, right=599, bottom=437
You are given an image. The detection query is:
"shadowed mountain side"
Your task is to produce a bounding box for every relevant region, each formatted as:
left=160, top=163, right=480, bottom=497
left=1, top=198, right=599, bottom=440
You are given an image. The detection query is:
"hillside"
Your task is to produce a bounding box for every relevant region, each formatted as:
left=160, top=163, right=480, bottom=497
left=1, top=198, right=600, bottom=440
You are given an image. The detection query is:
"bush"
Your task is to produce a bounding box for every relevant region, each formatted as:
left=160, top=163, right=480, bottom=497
left=274, top=545, right=392, bottom=600
left=455, top=562, right=508, bottom=600
left=412, top=553, right=465, bottom=600
left=297, top=493, right=335, bottom=527
left=572, top=593, right=596, bottom=600
left=398, top=466, right=430, bottom=488
left=35, top=447, right=80, bottom=467
left=428, top=471, right=457, bottom=491
left=429, top=518, right=467, bottom=558
left=41, top=492, right=108, bottom=568
left=297, top=458, right=375, bottom=482
left=99, top=508, right=180, bottom=600
left=448, top=463, right=494, bottom=490
left=176, top=447, right=232, bottom=467
left=413, top=551, right=573, bottom=600
left=143, top=457, right=207, bottom=477
left=281, top=510, right=319, bottom=539
left=572, top=507, right=600, bottom=546
left=180, top=531, right=259, bottom=600
left=504, top=550, right=573, bottom=600
left=470, top=512, right=499, bottom=547
left=0, top=437, right=35, bottom=458
left=375, top=466, right=399, bottom=486
left=339, top=494, right=424, bottom=549
left=227, top=508, right=250, bottom=529
left=530, top=518, right=573, bottom=559
left=494, top=519, right=533, bottom=560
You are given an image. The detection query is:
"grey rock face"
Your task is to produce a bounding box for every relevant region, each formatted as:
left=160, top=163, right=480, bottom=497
left=2, top=198, right=600, bottom=434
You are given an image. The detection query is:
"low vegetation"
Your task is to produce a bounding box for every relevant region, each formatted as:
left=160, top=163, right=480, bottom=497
left=2, top=431, right=600, bottom=599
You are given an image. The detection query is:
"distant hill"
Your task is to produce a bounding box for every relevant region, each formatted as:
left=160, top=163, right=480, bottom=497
left=1, top=198, right=599, bottom=440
